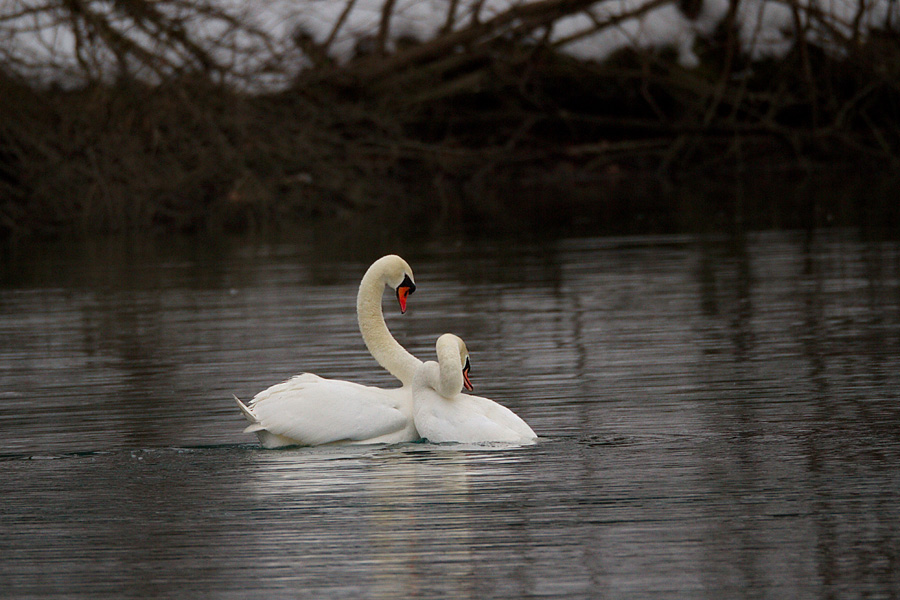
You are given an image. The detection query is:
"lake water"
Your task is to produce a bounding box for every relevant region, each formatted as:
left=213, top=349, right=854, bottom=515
left=1, top=229, right=899, bottom=599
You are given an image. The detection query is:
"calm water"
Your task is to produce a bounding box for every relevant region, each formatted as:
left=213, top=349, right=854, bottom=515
left=1, top=230, right=899, bottom=599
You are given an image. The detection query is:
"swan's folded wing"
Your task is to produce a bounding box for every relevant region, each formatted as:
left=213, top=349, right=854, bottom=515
left=421, top=409, right=523, bottom=443
left=415, top=391, right=536, bottom=444
left=250, top=374, right=408, bottom=446
left=468, top=394, right=537, bottom=440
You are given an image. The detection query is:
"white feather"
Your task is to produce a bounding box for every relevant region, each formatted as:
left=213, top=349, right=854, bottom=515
left=238, top=374, right=413, bottom=447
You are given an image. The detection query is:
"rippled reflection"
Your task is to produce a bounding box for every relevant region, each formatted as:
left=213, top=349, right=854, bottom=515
left=1, top=230, right=899, bottom=599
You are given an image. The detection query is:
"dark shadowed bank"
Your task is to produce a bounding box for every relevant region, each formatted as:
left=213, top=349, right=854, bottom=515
left=1, top=4, right=899, bottom=240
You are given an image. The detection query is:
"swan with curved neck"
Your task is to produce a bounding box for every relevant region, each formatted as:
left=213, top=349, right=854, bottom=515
left=413, top=334, right=537, bottom=444
left=235, top=255, right=423, bottom=447
left=357, top=254, right=420, bottom=386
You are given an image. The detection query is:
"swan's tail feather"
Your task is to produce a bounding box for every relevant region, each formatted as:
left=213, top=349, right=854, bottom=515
left=234, top=394, right=264, bottom=432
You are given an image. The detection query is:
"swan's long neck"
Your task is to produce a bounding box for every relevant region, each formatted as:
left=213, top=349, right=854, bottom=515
left=357, top=267, right=420, bottom=386
left=435, top=336, right=464, bottom=398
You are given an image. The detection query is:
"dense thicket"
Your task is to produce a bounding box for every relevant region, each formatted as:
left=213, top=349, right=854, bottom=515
left=1, top=0, right=899, bottom=238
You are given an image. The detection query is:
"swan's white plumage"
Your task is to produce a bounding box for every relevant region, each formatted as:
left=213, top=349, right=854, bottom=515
left=357, top=256, right=421, bottom=386
left=235, top=255, right=422, bottom=448
left=236, top=374, right=414, bottom=447
left=413, top=334, right=537, bottom=444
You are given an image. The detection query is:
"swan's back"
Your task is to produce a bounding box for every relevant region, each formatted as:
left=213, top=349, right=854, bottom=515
left=413, top=384, right=536, bottom=444
left=240, top=374, right=414, bottom=447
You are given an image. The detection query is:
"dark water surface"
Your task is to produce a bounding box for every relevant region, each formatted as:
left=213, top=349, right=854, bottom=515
left=2, top=230, right=899, bottom=599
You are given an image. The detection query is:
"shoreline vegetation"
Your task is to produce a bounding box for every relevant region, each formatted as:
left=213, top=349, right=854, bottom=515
left=1, top=0, right=899, bottom=240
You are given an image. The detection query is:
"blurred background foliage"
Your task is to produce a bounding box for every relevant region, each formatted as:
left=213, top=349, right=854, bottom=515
left=1, top=0, right=898, bottom=238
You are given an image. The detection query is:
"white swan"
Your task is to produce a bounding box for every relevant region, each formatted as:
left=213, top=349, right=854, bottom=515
left=413, top=334, right=537, bottom=444
left=235, top=255, right=422, bottom=447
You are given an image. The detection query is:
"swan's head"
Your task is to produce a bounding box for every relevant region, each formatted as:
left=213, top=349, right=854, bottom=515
left=376, top=255, right=416, bottom=314
left=436, top=333, right=474, bottom=392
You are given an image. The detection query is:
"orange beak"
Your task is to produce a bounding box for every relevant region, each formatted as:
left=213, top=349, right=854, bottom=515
left=397, top=286, right=411, bottom=314
left=397, top=275, right=416, bottom=315
left=462, top=359, right=473, bottom=391
left=396, top=274, right=415, bottom=314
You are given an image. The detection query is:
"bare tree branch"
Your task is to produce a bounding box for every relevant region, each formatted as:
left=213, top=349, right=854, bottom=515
left=324, top=0, right=358, bottom=52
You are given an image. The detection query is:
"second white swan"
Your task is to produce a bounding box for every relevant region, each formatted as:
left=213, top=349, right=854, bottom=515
left=235, top=255, right=422, bottom=447
left=413, top=334, right=537, bottom=444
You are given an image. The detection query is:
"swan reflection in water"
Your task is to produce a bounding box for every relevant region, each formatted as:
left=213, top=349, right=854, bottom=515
left=241, top=445, right=532, bottom=598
